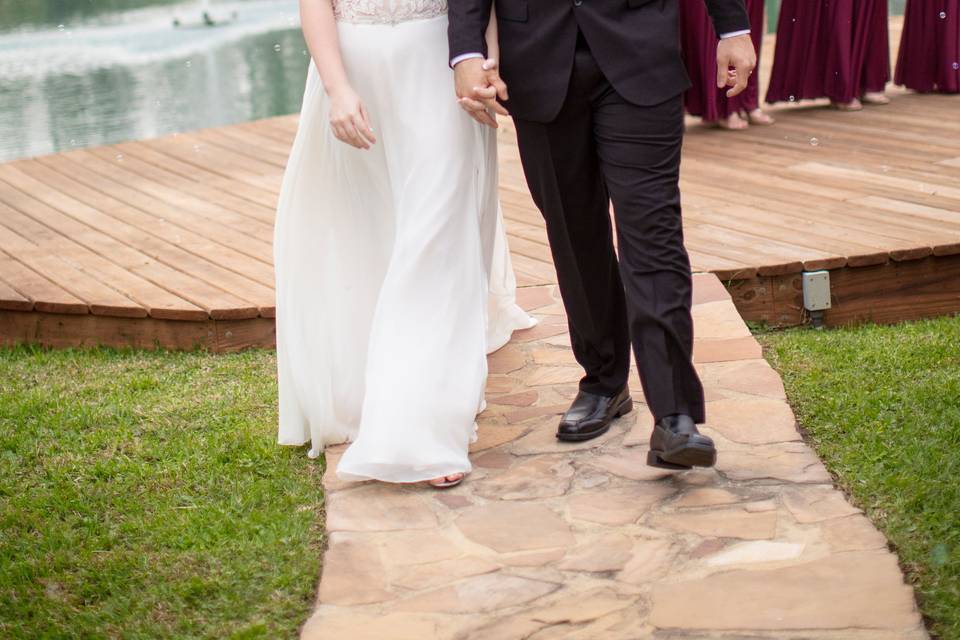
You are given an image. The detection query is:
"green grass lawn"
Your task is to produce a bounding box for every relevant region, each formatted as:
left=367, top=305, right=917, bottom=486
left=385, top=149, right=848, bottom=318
left=759, top=316, right=960, bottom=640
left=0, top=346, right=324, bottom=640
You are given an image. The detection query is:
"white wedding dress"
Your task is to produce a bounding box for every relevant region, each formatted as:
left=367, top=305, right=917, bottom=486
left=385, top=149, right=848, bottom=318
left=274, top=0, right=536, bottom=482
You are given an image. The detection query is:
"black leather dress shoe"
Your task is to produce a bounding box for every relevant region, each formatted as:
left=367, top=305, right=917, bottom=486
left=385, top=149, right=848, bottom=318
left=647, top=414, right=717, bottom=469
left=556, top=387, right=632, bottom=442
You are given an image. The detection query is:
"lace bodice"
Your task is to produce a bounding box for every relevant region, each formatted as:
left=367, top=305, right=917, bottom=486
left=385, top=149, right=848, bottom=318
left=332, top=0, right=447, bottom=25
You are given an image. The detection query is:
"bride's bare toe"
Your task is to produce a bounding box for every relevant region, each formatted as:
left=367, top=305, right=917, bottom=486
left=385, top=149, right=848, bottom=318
left=429, top=473, right=465, bottom=489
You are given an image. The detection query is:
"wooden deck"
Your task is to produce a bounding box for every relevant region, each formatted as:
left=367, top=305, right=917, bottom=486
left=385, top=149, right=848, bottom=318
left=1, top=22, right=959, bottom=348
left=500, top=90, right=960, bottom=278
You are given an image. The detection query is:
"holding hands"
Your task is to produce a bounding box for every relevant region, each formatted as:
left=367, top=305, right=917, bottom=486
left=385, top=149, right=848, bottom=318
left=454, top=57, right=510, bottom=128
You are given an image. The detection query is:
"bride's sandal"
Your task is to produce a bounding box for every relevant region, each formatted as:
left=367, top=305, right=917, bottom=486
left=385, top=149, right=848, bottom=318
left=428, top=473, right=465, bottom=489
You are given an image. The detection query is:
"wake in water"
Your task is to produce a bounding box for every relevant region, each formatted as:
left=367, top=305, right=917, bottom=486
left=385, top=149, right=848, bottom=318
left=0, top=0, right=300, bottom=81
left=0, top=0, right=308, bottom=163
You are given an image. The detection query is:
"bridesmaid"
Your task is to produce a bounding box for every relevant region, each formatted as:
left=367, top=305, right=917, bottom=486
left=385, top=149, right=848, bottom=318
left=766, top=0, right=891, bottom=110
left=680, top=0, right=773, bottom=129
left=895, top=0, right=960, bottom=94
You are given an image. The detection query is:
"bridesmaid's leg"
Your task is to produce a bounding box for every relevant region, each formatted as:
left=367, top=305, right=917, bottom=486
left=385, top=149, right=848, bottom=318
left=860, top=0, right=891, bottom=104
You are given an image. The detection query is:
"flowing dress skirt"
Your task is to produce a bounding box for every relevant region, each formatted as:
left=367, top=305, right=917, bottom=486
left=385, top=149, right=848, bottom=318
left=766, top=0, right=890, bottom=104
left=895, top=0, right=960, bottom=94
left=679, top=0, right=766, bottom=121
left=273, top=15, right=535, bottom=482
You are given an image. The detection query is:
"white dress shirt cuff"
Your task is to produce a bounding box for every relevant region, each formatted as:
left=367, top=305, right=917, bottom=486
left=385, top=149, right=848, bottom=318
left=451, top=52, right=485, bottom=67
left=719, top=29, right=752, bottom=39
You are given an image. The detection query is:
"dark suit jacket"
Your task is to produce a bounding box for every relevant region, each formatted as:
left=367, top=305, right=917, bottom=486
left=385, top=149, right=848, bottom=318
left=448, top=0, right=751, bottom=122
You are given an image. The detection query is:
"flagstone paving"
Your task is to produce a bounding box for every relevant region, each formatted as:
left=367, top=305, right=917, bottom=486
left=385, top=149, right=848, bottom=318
left=301, top=273, right=929, bottom=640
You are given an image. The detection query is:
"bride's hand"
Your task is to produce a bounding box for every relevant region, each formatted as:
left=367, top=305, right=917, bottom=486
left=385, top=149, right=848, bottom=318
left=328, top=85, right=377, bottom=150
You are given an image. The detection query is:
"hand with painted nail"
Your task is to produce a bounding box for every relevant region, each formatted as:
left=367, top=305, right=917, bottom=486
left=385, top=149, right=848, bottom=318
left=327, top=84, right=376, bottom=149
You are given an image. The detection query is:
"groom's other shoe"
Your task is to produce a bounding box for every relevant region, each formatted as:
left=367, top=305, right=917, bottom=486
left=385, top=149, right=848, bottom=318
left=556, top=387, right=632, bottom=442
left=648, top=414, right=717, bottom=470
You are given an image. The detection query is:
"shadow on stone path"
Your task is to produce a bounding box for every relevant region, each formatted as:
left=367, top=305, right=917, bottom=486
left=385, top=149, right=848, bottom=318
left=301, top=274, right=928, bottom=640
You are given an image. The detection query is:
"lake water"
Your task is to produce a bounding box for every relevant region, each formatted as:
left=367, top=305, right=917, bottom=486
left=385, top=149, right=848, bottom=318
left=0, top=0, right=308, bottom=162
left=0, top=0, right=907, bottom=163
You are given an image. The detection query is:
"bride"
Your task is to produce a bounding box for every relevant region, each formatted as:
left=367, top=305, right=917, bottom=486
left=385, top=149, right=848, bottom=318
left=274, top=0, right=535, bottom=487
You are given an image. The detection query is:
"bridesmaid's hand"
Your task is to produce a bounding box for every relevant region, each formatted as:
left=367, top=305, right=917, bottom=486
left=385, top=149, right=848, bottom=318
left=328, top=85, right=377, bottom=149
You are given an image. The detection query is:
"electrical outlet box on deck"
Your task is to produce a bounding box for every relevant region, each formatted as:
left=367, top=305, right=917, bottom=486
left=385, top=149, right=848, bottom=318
left=802, top=271, right=832, bottom=312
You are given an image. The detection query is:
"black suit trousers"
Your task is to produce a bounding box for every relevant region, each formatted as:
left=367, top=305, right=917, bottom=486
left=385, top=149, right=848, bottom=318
left=514, top=37, right=705, bottom=423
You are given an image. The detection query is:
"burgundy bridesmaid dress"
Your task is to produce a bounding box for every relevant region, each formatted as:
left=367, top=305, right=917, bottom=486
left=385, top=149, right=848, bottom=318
left=895, top=0, right=960, bottom=93
left=766, top=0, right=891, bottom=104
left=680, top=0, right=766, bottom=121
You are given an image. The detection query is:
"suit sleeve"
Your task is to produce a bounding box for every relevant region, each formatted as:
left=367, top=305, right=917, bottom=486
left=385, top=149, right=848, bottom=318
left=448, top=0, right=494, bottom=62
left=703, top=0, right=751, bottom=38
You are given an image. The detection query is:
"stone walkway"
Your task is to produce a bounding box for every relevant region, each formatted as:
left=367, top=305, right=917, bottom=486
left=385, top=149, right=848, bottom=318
left=301, top=274, right=928, bottom=640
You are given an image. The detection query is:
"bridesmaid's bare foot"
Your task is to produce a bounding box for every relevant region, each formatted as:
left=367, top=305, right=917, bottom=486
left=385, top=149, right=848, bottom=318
left=747, top=108, right=775, bottom=125
left=832, top=98, right=863, bottom=111
left=862, top=92, right=890, bottom=105
left=717, top=112, right=749, bottom=130
left=429, top=473, right=465, bottom=489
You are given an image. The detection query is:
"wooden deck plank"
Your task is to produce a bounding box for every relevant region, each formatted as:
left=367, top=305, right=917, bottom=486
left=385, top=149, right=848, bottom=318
left=683, top=199, right=917, bottom=264
left=7, top=160, right=277, bottom=309
left=226, top=121, right=297, bottom=151
left=202, top=125, right=293, bottom=163
left=191, top=127, right=290, bottom=169
left=790, top=162, right=960, bottom=204
left=681, top=170, right=960, bottom=247
left=0, top=165, right=263, bottom=319
left=1, top=78, right=958, bottom=345
left=0, top=249, right=87, bottom=314
left=84, top=144, right=277, bottom=226
left=257, top=117, right=299, bottom=138
left=0, top=200, right=207, bottom=320
left=682, top=225, right=807, bottom=275
left=147, top=132, right=283, bottom=185
left=681, top=189, right=920, bottom=259
left=688, top=124, right=960, bottom=185
left=0, top=182, right=216, bottom=320
left=116, top=141, right=280, bottom=211
left=0, top=223, right=146, bottom=318
left=232, top=119, right=299, bottom=145
left=504, top=233, right=556, bottom=267
left=509, top=253, right=557, bottom=286
left=35, top=153, right=275, bottom=269
left=682, top=155, right=960, bottom=239
left=747, top=119, right=960, bottom=169
left=500, top=218, right=550, bottom=248
left=0, top=276, right=32, bottom=311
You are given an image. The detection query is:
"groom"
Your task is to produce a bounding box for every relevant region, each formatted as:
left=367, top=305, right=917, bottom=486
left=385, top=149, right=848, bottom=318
left=448, top=0, right=756, bottom=469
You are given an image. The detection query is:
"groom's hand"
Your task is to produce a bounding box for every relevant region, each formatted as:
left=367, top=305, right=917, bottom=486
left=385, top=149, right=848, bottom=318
left=716, top=34, right=756, bottom=98
left=454, top=57, right=509, bottom=128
